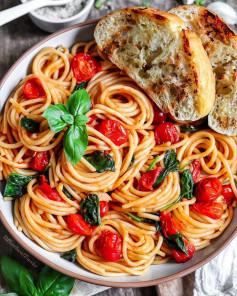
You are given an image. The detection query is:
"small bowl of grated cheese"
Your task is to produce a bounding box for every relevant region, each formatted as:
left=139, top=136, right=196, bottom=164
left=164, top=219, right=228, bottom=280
left=21, top=0, right=94, bottom=33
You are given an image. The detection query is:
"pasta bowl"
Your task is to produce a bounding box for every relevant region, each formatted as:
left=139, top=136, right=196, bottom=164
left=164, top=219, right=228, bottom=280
left=0, top=20, right=237, bottom=288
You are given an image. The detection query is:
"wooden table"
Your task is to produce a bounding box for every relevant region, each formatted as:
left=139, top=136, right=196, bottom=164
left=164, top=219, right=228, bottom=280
left=0, top=0, right=236, bottom=295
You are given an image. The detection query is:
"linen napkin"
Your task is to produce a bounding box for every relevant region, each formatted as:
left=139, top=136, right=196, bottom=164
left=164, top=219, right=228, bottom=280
left=70, top=281, right=109, bottom=296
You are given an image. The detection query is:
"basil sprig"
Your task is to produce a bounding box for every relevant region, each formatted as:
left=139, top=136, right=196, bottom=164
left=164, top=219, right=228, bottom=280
left=74, top=81, right=88, bottom=92
left=80, top=194, right=101, bottom=226
left=61, top=249, right=77, bottom=262
left=20, top=118, right=40, bottom=133
left=0, top=255, right=75, bottom=296
left=84, top=151, right=115, bottom=173
left=42, top=89, right=91, bottom=165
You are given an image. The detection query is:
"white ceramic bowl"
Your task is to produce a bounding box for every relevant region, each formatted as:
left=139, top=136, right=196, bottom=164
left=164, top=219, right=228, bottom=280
left=20, top=0, right=94, bottom=32
left=0, top=21, right=237, bottom=288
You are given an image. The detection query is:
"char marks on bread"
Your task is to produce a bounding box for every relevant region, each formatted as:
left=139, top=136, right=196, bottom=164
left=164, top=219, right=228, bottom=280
left=94, top=7, right=215, bottom=122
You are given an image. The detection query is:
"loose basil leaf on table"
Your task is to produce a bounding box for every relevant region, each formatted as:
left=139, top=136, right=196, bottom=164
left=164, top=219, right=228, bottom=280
left=20, top=118, right=40, bottom=133
left=0, top=255, right=38, bottom=296
left=74, top=81, right=88, bottom=92
left=61, top=249, right=77, bottom=262
left=84, top=151, right=115, bottom=173
left=80, top=193, right=101, bottom=226
left=180, top=169, right=194, bottom=199
left=42, top=104, right=69, bottom=133
left=66, top=88, right=91, bottom=117
left=4, top=174, right=35, bottom=198
left=36, top=266, right=75, bottom=296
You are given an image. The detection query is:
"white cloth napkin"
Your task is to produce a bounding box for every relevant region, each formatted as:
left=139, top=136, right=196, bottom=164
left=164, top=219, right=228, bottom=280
left=194, top=236, right=237, bottom=296
left=70, top=281, right=109, bottom=296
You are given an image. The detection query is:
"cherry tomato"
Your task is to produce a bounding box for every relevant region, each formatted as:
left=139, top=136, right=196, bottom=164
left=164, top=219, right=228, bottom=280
left=191, top=159, right=201, bottom=183
left=172, top=239, right=195, bottom=263
left=138, top=167, right=163, bottom=191
left=191, top=202, right=224, bottom=219
left=155, top=122, right=180, bottom=145
left=67, top=213, right=93, bottom=236
left=160, top=211, right=182, bottom=238
left=71, top=53, right=101, bottom=83
left=100, top=201, right=109, bottom=218
left=195, top=177, right=222, bottom=202
left=86, top=115, right=97, bottom=125
left=23, top=78, right=46, bottom=99
left=39, top=175, right=48, bottom=184
left=96, top=230, right=122, bottom=262
left=38, top=183, right=64, bottom=202
left=98, top=119, right=129, bottom=146
left=30, top=151, right=50, bottom=172
left=221, top=185, right=235, bottom=205
left=153, top=104, right=167, bottom=124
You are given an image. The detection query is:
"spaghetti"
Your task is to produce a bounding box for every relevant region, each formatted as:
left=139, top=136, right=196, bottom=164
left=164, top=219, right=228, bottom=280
left=0, top=40, right=236, bottom=276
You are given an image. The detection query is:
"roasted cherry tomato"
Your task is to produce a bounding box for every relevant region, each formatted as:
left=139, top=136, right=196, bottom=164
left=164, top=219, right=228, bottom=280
left=98, top=119, right=129, bottom=146
left=153, top=104, right=167, bottom=124
left=67, top=213, right=93, bottom=236
left=71, top=53, right=101, bottom=83
left=138, top=167, right=163, bottom=191
left=191, top=159, right=201, bottom=183
left=191, top=202, right=224, bottom=219
left=160, top=211, right=182, bottom=238
left=30, top=151, right=50, bottom=172
left=221, top=185, right=235, bottom=205
left=100, top=201, right=109, bottom=218
left=155, top=122, right=180, bottom=145
left=86, top=115, right=97, bottom=125
left=172, top=239, right=195, bottom=263
left=39, top=175, right=48, bottom=184
left=195, top=177, right=222, bottom=202
left=96, top=230, right=122, bottom=262
left=23, top=78, right=46, bottom=99
left=38, top=183, right=64, bottom=202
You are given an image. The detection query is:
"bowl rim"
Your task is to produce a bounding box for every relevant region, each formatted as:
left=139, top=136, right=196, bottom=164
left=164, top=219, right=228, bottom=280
left=20, top=0, right=94, bottom=23
left=1, top=19, right=237, bottom=288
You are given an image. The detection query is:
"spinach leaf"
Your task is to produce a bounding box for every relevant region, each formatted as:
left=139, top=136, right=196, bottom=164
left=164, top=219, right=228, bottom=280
left=66, top=89, right=91, bottom=117
left=60, top=250, right=76, bottom=262
left=126, top=212, right=142, bottom=222
left=20, top=118, right=40, bottom=133
left=146, top=155, right=159, bottom=172
left=63, top=124, right=88, bottom=166
left=74, top=114, right=89, bottom=126
left=180, top=169, right=194, bottom=199
left=80, top=194, right=101, bottom=226
left=164, top=150, right=178, bottom=167
left=62, top=187, right=73, bottom=199
left=176, top=237, right=188, bottom=255
left=0, top=255, right=38, bottom=296
left=155, top=222, right=177, bottom=249
left=36, top=266, right=74, bottom=296
left=42, top=104, right=69, bottom=133
left=4, top=174, right=35, bottom=198
left=128, top=154, right=135, bottom=168
left=74, top=81, right=88, bottom=92
left=84, top=151, right=115, bottom=173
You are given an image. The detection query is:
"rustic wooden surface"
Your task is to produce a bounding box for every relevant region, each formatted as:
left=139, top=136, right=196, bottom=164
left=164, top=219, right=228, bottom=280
left=0, top=0, right=236, bottom=295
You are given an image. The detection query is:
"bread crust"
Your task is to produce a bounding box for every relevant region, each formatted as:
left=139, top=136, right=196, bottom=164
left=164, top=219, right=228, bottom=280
left=94, top=7, right=215, bottom=121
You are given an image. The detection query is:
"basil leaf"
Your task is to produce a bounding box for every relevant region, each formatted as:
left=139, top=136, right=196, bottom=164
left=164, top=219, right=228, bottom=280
left=80, top=194, right=101, bottom=226
left=168, top=231, right=182, bottom=240
left=61, top=114, right=74, bottom=125
left=180, top=169, right=194, bottom=199
left=74, top=81, right=88, bottom=92
left=20, top=118, right=40, bottom=133
left=176, top=237, right=189, bottom=256
left=4, top=174, right=35, bottom=198
left=36, top=266, right=74, bottom=296
left=84, top=151, right=115, bottom=173
left=74, top=114, right=89, bottom=126
left=62, top=187, right=73, bottom=199
left=63, top=124, right=88, bottom=166
left=0, top=255, right=38, bottom=296
left=60, top=250, right=76, bottom=262
left=66, top=89, right=91, bottom=117
left=42, top=104, right=69, bottom=133
left=128, top=154, right=135, bottom=168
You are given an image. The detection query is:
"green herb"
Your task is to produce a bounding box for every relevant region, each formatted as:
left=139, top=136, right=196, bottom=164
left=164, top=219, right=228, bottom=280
left=126, top=212, right=142, bottom=222
left=62, top=187, right=73, bottom=199
left=128, top=154, right=135, bottom=168
left=43, top=89, right=91, bottom=166
left=80, top=194, right=101, bottom=226
left=179, top=161, right=192, bottom=171
left=180, top=169, right=194, bottom=199
left=153, top=150, right=179, bottom=188
left=84, top=151, right=115, bottom=173
left=194, top=0, right=206, bottom=5
left=61, top=249, right=76, bottom=262
left=140, top=1, right=150, bottom=6
left=4, top=174, right=35, bottom=198
left=168, top=231, right=182, bottom=240
left=94, top=0, right=106, bottom=9
left=146, top=155, right=159, bottom=172
left=180, top=124, right=208, bottom=132
left=159, top=196, right=182, bottom=212
left=0, top=293, right=19, bottom=296
left=74, top=81, right=88, bottom=92
left=20, top=118, right=40, bottom=133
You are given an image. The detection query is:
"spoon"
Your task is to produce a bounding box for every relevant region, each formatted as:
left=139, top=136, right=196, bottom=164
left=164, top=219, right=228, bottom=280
left=0, top=0, right=73, bottom=26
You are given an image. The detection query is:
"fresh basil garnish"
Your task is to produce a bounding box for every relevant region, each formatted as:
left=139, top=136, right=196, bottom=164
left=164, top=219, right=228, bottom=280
left=20, top=118, right=40, bottom=133
left=74, top=81, right=88, bottom=92
left=42, top=104, right=69, bottom=133
left=66, top=89, right=91, bottom=117
left=62, top=187, right=73, bottom=199
left=84, top=151, right=115, bottom=173
left=61, top=249, right=76, bottom=262
left=80, top=194, right=101, bottom=226
left=4, top=174, right=35, bottom=198
left=180, top=169, right=194, bottom=199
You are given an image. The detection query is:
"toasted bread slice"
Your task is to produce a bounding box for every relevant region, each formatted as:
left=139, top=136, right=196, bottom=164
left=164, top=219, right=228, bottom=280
left=170, top=5, right=237, bottom=136
left=94, top=7, right=215, bottom=122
